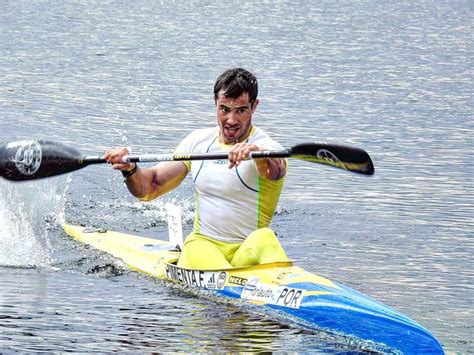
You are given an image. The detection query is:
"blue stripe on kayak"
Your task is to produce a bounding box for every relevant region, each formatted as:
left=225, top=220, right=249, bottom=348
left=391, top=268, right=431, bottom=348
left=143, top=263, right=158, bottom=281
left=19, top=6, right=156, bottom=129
left=216, top=283, right=444, bottom=354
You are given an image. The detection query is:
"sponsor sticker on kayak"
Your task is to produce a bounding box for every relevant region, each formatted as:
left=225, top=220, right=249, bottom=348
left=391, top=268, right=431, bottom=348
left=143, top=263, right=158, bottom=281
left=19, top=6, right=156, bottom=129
left=166, top=264, right=226, bottom=290
left=241, top=277, right=304, bottom=309
left=228, top=276, right=248, bottom=286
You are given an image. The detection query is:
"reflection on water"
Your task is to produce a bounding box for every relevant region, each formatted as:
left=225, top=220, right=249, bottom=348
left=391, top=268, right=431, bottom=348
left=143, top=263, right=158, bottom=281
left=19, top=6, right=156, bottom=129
left=0, top=268, right=371, bottom=353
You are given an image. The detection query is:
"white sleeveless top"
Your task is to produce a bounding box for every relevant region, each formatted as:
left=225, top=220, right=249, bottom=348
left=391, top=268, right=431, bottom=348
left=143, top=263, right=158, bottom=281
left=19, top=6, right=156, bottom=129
left=175, top=126, right=285, bottom=243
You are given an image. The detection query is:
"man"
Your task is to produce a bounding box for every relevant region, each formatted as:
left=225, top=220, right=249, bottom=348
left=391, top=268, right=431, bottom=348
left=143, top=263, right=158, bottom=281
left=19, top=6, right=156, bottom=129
left=105, top=68, right=289, bottom=270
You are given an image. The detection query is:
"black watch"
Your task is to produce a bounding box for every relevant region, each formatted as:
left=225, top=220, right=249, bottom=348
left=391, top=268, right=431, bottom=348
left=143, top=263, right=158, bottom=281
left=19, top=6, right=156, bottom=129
left=121, top=164, right=138, bottom=179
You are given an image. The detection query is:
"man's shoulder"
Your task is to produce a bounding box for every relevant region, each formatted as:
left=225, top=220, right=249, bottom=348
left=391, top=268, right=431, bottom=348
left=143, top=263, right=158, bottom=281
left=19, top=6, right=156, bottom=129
left=176, top=126, right=218, bottom=153
left=188, top=126, right=217, bottom=139
left=182, top=127, right=217, bottom=144
left=250, top=126, right=283, bottom=150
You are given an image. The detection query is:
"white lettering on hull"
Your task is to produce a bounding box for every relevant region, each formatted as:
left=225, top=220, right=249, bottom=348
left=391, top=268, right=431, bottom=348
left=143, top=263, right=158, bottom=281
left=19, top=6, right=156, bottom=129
left=165, top=264, right=226, bottom=290
left=241, top=277, right=304, bottom=309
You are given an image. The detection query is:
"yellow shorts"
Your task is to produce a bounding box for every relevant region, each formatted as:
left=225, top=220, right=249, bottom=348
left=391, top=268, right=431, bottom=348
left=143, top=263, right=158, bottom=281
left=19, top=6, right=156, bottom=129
left=176, top=228, right=289, bottom=270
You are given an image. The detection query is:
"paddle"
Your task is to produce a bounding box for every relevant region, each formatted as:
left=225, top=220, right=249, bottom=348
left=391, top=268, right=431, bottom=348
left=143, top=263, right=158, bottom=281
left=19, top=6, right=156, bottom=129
left=0, top=139, right=374, bottom=181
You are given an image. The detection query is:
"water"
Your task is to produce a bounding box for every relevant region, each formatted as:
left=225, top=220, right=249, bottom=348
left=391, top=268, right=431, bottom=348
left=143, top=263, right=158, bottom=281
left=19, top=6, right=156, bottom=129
left=1, top=1, right=472, bottom=353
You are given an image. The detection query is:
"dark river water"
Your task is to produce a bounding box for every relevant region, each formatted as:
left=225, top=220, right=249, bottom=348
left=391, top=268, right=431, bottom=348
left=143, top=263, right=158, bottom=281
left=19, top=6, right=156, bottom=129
left=1, top=1, right=472, bottom=353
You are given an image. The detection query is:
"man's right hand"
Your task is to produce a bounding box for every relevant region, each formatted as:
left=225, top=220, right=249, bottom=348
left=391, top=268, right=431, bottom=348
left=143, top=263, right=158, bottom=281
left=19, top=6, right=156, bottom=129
left=104, top=147, right=136, bottom=172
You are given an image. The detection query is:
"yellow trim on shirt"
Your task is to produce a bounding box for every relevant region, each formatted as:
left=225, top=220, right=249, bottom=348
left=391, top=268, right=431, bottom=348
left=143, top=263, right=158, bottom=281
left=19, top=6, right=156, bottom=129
left=257, top=174, right=285, bottom=228
left=182, top=160, right=191, bottom=171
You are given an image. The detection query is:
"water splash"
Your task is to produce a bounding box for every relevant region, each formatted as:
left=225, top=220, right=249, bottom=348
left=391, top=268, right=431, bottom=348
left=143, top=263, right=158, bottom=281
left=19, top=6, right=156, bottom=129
left=0, top=177, right=69, bottom=267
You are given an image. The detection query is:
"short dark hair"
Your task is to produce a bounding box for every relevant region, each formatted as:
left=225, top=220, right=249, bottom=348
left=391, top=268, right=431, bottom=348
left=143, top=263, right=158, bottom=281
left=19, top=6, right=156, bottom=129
left=214, top=68, right=258, bottom=106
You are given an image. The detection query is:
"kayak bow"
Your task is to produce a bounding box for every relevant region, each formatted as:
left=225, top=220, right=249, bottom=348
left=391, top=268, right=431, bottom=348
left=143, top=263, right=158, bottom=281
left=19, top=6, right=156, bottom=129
left=63, top=224, right=443, bottom=354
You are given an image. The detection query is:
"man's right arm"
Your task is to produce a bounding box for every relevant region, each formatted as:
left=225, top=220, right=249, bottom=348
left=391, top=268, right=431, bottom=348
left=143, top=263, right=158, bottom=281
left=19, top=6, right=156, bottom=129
left=104, top=147, right=188, bottom=201
left=125, top=161, right=188, bottom=201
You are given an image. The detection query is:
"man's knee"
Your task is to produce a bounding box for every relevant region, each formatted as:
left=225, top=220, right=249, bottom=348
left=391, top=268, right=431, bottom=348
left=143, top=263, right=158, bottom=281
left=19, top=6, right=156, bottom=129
left=177, top=238, right=232, bottom=270
left=246, top=227, right=276, bottom=242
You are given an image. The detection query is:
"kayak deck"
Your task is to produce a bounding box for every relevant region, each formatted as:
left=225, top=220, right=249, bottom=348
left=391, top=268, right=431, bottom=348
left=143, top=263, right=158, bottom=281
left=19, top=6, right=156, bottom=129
left=63, top=224, right=444, bottom=354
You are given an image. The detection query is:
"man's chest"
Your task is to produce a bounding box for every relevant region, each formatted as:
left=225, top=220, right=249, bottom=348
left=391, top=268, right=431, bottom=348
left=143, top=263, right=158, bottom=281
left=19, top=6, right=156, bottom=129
left=191, top=159, right=259, bottom=196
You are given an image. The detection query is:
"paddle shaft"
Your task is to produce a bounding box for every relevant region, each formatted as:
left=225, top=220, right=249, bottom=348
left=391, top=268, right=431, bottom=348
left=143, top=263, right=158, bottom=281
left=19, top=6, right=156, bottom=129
left=0, top=140, right=374, bottom=181
left=123, top=150, right=289, bottom=163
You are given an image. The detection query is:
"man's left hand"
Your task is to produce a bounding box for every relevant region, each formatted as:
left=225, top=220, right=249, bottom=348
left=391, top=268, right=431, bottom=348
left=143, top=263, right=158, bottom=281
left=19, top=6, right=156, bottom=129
left=227, top=143, right=260, bottom=169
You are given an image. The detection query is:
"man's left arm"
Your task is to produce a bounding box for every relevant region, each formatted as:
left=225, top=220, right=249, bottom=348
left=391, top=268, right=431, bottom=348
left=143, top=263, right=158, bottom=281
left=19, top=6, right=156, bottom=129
left=254, top=156, right=286, bottom=180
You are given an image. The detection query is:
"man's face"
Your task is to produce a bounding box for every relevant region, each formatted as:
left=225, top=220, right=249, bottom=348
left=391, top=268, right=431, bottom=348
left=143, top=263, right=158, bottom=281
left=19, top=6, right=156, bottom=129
left=216, top=90, right=259, bottom=145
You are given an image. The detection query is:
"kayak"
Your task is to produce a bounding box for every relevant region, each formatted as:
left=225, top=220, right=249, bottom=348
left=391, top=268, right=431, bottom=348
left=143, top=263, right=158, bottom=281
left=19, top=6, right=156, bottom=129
left=63, top=224, right=444, bottom=354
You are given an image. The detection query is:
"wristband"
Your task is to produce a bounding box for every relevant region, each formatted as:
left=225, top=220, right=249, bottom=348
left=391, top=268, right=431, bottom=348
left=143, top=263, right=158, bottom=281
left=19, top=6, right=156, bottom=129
left=121, top=164, right=138, bottom=180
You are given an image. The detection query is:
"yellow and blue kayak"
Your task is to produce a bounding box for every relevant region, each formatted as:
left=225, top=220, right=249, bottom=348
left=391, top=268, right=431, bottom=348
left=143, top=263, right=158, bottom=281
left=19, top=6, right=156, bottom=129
left=63, top=224, right=443, bottom=354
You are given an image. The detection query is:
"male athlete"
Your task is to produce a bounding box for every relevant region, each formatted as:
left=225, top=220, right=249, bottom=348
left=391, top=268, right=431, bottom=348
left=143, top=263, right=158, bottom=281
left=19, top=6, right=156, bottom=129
left=105, top=68, right=289, bottom=269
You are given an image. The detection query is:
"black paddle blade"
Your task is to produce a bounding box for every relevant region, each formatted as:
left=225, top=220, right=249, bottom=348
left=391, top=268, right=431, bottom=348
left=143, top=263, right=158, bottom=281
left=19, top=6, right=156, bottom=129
left=0, top=140, right=90, bottom=181
left=289, top=143, right=375, bottom=175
